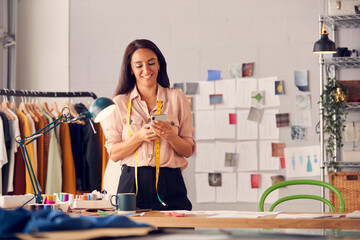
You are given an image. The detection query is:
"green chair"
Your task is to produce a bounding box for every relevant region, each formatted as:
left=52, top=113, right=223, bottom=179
left=258, top=179, right=345, bottom=213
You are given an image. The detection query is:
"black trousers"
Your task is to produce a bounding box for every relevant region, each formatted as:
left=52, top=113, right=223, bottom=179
left=117, top=165, right=192, bottom=211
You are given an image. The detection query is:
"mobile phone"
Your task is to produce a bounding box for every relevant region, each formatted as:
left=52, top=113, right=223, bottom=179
left=151, top=114, right=167, bottom=122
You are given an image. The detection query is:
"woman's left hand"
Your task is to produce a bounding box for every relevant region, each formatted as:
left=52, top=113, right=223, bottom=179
left=151, top=120, right=175, bottom=140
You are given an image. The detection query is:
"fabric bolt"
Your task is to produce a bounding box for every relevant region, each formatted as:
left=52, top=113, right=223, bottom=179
left=6, top=109, right=20, bottom=193
left=26, top=114, right=37, bottom=171
left=32, top=109, right=45, bottom=191
left=41, top=115, right=50, bottom=191
left=104, top=85, right=195, bottom=170
left=42, top=112, right=62, bottom=195
left=0, top=112, right=11, bottom=195
left=75, top=103, right=102, bottom=192
left=59, top=121, right=76, bottom=194
left=16, top=111, right=36, bottom=194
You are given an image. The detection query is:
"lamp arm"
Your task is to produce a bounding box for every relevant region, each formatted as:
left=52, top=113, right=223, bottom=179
left=15, top=114, right=70, bottom=204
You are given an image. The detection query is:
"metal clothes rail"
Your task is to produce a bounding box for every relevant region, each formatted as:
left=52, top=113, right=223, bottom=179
left=0, top=89, right=97, bottom=99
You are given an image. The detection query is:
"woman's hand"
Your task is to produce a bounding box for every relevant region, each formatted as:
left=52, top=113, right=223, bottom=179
left=136, top=123, right=159, bottom=142
left=150, top=120, right=175, bottom=140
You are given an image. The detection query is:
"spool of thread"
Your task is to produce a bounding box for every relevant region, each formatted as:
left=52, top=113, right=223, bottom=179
left=68, top=194, right=74, bottom=203
left=44, top=199, right=55, bottom=204
left=63, top=193, right=69, bottom=202
left=87, top=194, right=91, bottom=200
left=60, top=193, right=64, bottom=202
left=81, top=195, right=88, bottom=200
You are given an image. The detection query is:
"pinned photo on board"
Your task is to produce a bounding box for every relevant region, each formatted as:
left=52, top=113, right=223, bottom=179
left=251, top=91, right=265, bottom=107
left=185, top=82, right=199, bottom=95
left=251, top=174, right=260, bottom=188
left=173, top=82, right=184, bottom=92
left=225, top=152, right=238, bottom=167
left=209, top=94, right=223, bottom=105
left=275, top=80, right=285, bottom=95
left=242, top=62, right=254, bottom=77
left=294, top=70, right=309, bottom=92
left=276, top=113, right=290, bottom=128
left=271, top=175, right=286, bottom=185
left=208, top=173, right=222, bottom=187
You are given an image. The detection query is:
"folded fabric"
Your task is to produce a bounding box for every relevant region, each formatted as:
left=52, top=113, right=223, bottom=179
left=0, top=208, right=152, bottom=239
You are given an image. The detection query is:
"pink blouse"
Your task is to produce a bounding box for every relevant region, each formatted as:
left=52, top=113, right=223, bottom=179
left=104, top=85, right=196, bottom=170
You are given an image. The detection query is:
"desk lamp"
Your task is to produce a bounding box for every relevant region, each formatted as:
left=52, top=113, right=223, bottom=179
left=16, top=97, right=116, bottom=204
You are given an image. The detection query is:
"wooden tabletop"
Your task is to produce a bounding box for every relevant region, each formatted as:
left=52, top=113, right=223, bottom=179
left=130, top=211, right=360, bottom=230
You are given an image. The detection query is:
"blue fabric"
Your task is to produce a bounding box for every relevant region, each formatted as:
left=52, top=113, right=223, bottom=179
left=0, top=208, right=151, bottom=239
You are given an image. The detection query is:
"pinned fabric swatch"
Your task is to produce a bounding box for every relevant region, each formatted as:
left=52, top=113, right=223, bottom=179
left=173, top=83, right=184, bottom=92
left=209, top=94, right=223, bottom=105
left=276, top=113, right=290, bottom=127
left=229, top=113, right=236, bottom=125
left=251, top=174, right=260, bottom=188
left=207, top=70, right=221, bottom=81
left=280, top=157, right=286, bottom=169
left=208, top=173, right=222, bottom=186
left=229, top=63, right=242, bottom=78
left=272, top=143, right=284, bottom=157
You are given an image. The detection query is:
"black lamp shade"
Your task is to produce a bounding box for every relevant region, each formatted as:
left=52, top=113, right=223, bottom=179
left=313, top=33, right=336, bottom=54
left=87, top=97, right=116, bottom=122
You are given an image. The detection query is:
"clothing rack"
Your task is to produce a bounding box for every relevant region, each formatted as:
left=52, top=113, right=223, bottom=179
left=0, top=89, right=97, bottom=99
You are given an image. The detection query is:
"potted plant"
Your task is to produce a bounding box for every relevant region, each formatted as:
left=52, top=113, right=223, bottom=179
left=319, top=77, right=348, bottom=172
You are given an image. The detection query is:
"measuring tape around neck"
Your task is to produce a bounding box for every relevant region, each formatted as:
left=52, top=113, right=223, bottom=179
left=127, top=98, right=167, bottom=206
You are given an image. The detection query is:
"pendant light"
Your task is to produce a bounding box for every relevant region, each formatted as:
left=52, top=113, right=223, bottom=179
left=313, top=25, right=336, bottom=54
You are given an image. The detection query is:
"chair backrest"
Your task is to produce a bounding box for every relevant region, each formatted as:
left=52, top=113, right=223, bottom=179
left=258, top=179, right=345, bottom=213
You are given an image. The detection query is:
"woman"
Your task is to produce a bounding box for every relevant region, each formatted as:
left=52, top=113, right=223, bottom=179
left=105, top=39, right=195, bottom=210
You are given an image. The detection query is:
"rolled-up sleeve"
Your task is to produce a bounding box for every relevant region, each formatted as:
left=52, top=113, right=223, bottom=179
left=104, top=102, right=123, bottom=156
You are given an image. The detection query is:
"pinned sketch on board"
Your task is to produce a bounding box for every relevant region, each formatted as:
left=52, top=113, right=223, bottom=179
left=216, top=173, right=237, bottom=203
left=291, top=125, right=306, bottom=140
left=237, top=110, right=258, bottom=140
left=247, top=107, right=263, bottom=123
left=295, top=95, right=311, bottom=110
left=214, top=109, right=236, bottom=139
left=195, top=142, right=216, bottom=172
left=293, top=111, right=312, bottom=127
left=259, top=141, right=280, bottom=171
left=236, top=78, right=257, bottom=108
left=258, top=77, right=280, bottom=107
left=276, top=113, right=290, bottom=128
left=193, top=81, right=215, bottom=111
left=251, top=91, right=265, bottom=107
left=284, top=145, right=320, bottom=178
left=229, top=63, right=242, bottom=78
left=236, top=141, right=258, bottom=171
left=275, top=80, right=285, bottom=95
left=294, top=70, right=309, bottom=92
left=214, top=79, right=236, bottom=109
left=185, top=82, right=199, bottom=95
left=208, top=70, right=221, bottom=81
left=194, top=110, right=215, bottom=140
left=196, top=173, right=215, bottom=203
left=259, top=109, right=279, bottom=139
left=242, top=62, right=254, bottom=77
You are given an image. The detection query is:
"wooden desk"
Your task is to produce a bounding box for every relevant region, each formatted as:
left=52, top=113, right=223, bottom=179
left=130, top=211, right=360, bottom=230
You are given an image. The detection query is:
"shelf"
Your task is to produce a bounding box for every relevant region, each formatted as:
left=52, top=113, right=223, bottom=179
left=324, top=57, right=360, bottom=68
left=325, top=161, right=360, bottom=168
left=324, top=15, right=360, bottom=28
left=347, top=102, right=360, bottom=112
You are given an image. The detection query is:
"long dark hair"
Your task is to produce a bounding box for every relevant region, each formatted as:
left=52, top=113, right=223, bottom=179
left=113, top=39, right=170, bottom=96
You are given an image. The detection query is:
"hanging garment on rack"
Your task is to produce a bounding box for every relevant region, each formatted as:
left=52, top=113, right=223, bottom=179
left=6, top=109, right=20, bottom=193
left=95, top=122, right=109, bottom=191
left=25, top=114, right=37, bottom=173
left=0, top=115, right=9, bottom=195
left=16, top=110, right=36, bottom=194
left=32, top=108, right=45, bottom=191
left=75, top=103, right=102, bottom=192
left=0, top=112, right=11, bottom=195
left=59, top=119, right=76, bottom=195
left=42, top=112, right=62, bottom=195
left=69, top=122, right=85, bottom=191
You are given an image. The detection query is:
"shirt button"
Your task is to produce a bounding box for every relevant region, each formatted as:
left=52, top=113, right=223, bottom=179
left=149, top=154, right=152, bottom=158
left=148, top=118, right=151, bottom=122
left=171, top=121, right=175, bottom=126
left=130, top=119, right=133, bottom=124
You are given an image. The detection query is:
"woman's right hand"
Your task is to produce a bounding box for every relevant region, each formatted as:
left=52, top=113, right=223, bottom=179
left=136, top=123, right=159, bottom=142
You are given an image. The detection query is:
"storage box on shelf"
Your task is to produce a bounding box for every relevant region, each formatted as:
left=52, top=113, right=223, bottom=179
left=330, top=172, right=360, bottom=212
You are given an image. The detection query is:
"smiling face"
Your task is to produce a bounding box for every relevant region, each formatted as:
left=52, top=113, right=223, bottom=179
left=130, top=48, right=160, bottom=90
